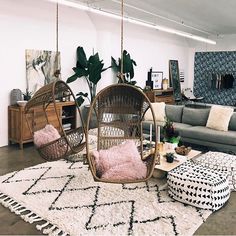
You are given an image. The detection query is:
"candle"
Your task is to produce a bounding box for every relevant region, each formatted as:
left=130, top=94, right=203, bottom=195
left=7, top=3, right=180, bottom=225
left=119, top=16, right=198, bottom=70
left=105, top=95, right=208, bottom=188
left=149, top=123, right=152, bottom=146
left=157, top=125, right=160, bottom=143
left=162, top=78, right=168, bottom=90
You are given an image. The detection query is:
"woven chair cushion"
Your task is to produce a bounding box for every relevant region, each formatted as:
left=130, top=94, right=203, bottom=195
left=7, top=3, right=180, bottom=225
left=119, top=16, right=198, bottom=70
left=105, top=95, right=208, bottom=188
left=92, top=140, right=147, bottom=180
left=34, top=124, right=60, bottom=147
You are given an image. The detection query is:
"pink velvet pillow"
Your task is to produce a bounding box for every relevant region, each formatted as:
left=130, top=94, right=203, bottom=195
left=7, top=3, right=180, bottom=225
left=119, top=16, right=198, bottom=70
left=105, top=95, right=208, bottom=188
left=92, top=140, right=147, bottom=180
left=34, top=124, right=61, bottom=148
left=102, top=160, right=147, bottom=180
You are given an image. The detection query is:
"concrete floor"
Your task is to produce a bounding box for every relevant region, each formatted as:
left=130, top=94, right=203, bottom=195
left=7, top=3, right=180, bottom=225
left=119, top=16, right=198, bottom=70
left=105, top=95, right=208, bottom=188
left=0, top=144, right=235, bottom=235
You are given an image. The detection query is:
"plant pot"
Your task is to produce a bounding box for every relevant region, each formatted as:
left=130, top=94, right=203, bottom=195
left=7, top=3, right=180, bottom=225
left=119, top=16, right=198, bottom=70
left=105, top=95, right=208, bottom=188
left=23, top=95, right=31, bottom=101
left=164, top=142, right=178, bottom=151
left=166, top=155, right=174, bottom=163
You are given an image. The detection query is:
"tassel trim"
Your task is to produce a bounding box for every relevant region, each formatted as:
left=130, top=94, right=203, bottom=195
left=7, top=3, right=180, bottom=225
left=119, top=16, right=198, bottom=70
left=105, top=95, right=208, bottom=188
left=0, top=192, right=69, bottom=236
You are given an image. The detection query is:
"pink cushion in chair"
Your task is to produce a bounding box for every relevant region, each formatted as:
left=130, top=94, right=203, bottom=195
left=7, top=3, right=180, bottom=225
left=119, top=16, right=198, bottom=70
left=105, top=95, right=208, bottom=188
left=92, top=140, right=147, bottom=180
left=34, top=124, right=61, bottom=148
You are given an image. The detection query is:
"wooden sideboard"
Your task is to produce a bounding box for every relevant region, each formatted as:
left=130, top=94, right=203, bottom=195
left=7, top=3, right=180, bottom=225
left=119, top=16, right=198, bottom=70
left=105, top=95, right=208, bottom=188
left=8, top=101, right=76, bottom=149
left=145, top=88, right=174, bottom=104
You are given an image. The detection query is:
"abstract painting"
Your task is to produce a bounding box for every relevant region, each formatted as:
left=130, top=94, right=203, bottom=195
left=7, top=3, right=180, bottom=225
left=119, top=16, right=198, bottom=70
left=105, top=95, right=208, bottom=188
left=25, top=49, right=61, bottom=94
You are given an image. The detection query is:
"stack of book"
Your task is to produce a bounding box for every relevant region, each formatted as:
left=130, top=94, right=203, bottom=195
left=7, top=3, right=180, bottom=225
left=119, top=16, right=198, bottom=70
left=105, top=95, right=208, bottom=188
left=62, top=123, right=71, bottom=131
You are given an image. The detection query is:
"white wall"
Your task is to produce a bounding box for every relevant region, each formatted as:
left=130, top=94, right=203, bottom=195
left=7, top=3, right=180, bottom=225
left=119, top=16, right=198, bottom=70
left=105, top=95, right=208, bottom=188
left=0, top=0, right=191, bottom=147
left=0, top=0, right=96, bottom=147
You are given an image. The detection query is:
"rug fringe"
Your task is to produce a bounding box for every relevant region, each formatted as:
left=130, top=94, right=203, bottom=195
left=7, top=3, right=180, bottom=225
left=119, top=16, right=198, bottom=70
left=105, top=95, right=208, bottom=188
left=0, top=191, right=69, bottom=236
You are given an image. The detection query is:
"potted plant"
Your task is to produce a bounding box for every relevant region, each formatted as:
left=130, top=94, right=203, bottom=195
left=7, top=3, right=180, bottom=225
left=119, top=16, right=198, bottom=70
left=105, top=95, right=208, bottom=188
left=23, top=89, right=33, bottom=101
left=164, top=152, right=175, bottom=163
left=66, top=46, right=110, bottom=106
left=111, top=50, right=137, bottom=85
left=66, top=46, right=110, bottom=129
left=163, top=117, right=180, bottom=149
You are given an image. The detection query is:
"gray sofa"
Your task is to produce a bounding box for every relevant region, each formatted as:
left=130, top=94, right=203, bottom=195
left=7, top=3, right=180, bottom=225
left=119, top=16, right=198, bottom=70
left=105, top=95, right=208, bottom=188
left=143, top=104, right=236, bottom=152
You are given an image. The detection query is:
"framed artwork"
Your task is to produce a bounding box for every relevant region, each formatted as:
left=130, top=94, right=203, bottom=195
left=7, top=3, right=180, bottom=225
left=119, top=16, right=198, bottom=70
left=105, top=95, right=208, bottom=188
left=25, top=49, right=61, bottom=94
left=151, top=71, right=163, bottom=89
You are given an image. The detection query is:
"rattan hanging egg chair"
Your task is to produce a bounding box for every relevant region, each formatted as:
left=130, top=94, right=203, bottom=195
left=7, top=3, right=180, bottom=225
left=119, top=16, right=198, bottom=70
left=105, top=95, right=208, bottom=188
left=24, top=80, right=86, bottom=161
left=86, top=84, right=160, bottom=183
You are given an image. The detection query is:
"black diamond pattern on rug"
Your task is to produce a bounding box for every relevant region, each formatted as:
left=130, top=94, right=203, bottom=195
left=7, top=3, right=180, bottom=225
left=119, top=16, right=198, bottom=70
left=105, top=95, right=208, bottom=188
left=0, top=160, right=212, bottom=236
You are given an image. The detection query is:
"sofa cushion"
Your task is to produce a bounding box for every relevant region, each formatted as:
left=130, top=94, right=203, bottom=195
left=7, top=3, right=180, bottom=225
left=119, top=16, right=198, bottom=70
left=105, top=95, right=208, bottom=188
left=142, top=121, right=191, bottom=136
left=182, top=107, right=210, bottom=126
left=173, top=122, right=192, bottom=133
left=206, top=105, right=234, bottom=131
left=181, top=126, right=236, bottom=146
left=165, top=105, right=184, bottom=123
left=145, top=102, right=166, bottom=122
left=229, top=112, right=236, bottom=131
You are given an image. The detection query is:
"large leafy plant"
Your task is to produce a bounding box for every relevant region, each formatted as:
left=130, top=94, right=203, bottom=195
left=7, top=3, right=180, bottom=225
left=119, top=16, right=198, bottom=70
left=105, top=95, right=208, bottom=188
left=67, top=46, right=110, bottom=106
left=111, top=50, right=137, bottom=85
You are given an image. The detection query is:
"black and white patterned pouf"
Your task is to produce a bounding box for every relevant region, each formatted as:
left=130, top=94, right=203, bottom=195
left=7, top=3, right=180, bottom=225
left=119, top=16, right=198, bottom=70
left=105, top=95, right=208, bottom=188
left=167, top=161, right=230, bottom=211
left=193, top=151, right=236, bottom=191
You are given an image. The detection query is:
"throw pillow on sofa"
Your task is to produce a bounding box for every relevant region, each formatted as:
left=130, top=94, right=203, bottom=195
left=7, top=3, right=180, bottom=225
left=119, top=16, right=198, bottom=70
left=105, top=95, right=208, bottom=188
left=165, top=105, right=184, bottom=123
left=206, top=105, right=234, bottom=131
left=182, top=107, right=210, bottom=126
left=144, top=102, right=166, bottom=121
left=229, top=112, right=236, bottom=131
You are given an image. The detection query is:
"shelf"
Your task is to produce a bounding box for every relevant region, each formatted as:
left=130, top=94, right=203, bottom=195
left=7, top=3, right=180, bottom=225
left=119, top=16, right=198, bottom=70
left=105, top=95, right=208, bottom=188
left=62, top=115, right=74, bottom=119
left=9, top=101, right=77, bottom=149
left=145, top=89, right=174, bottom=104
left=63, top=128, right=72, bottom=131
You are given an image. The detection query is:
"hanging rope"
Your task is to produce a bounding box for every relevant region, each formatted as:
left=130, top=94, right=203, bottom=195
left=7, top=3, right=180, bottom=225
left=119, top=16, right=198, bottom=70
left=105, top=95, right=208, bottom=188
left=54, top=2, right=60, bottom=79
left=120, top=0, right=124, bottom=82
left=56, top=2, right=59, bottom=55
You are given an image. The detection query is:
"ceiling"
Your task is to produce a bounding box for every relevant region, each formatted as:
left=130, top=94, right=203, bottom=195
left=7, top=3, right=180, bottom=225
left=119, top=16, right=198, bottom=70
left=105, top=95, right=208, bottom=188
left=75, top=0, right=236, bottom=38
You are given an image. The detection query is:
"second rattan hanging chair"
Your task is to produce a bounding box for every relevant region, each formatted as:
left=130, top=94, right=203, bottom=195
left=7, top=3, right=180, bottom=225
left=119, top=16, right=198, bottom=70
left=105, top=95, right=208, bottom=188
left=25, top=80, right=86, bottom=161
left=86, top=84, right=160, bottom=184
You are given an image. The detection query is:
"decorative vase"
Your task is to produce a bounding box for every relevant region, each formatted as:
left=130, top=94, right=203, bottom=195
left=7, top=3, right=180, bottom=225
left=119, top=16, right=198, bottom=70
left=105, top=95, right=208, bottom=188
left=10, top=89, right=22, bottom=105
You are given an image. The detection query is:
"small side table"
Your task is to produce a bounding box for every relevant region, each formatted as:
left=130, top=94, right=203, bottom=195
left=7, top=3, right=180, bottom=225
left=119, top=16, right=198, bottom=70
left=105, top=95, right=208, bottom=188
left=153, top=149, right=202, bottom=189
left=155, top=149, right=202, bottom=172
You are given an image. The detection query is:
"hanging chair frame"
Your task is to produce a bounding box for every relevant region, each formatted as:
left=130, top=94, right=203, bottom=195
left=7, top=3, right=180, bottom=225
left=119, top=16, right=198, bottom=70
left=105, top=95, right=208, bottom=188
left=25, top=80, right=86, bottom=161
left=86, top=84, right=160, bottom=184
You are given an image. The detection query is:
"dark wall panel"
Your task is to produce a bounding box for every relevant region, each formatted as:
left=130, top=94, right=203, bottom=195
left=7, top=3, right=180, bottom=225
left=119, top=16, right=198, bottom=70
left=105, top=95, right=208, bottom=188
left=194, top=51, right=236, bottom=106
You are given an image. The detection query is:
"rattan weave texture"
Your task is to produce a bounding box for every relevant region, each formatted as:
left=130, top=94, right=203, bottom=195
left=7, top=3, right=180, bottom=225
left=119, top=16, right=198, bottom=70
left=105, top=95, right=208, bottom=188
left=86, top=84, right=159, bottom=183
left=25, top=80, right=85, bottom=161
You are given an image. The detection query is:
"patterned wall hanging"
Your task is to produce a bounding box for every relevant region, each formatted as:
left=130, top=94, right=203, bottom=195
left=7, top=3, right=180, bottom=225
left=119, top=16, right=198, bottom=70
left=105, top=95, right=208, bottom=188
left=194, top=51, right=236, bottom=106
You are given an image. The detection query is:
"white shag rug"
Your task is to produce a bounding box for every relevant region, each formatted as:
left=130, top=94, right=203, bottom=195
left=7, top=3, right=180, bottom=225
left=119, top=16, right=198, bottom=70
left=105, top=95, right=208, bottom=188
left=0, top=160, right=212, bottom=236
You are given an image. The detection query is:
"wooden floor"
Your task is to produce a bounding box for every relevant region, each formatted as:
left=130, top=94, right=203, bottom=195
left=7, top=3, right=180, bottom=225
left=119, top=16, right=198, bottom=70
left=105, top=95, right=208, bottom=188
left=0, top=144, right=235, bottom=235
